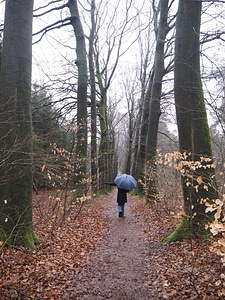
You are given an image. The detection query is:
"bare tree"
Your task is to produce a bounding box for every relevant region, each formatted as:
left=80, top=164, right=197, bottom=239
left=88, top=0, right=98, bottom=192
left=133, top=0, right=175, bottom=198
left=144, top=0, right=171, bottom=201
left=93, top=0, right=141, bottom=190
left=0, top=0, right=39, bottom=248
left=67, top=0, right=88, bottom=196
left=163, top=0, right=218, bottom=244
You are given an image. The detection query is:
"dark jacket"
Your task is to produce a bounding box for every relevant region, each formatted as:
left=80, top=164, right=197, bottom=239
left=104, top=182, right=128, bottom=205
left=117, top=188, right=128, bottom=205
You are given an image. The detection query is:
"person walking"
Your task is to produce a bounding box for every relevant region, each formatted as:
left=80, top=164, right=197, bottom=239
left=105, top=182, right=128, bottom=218
left=105, top=174, right=137, bottom=218
left=117, top=188, right=128, bottom=218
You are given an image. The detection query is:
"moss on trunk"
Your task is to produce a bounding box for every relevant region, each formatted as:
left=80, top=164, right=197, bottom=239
left=17, top=228, right=40, bottom=249
left=162, top=217, right=191, bottom=244
left=162, top=216, right=211, bottom=245
left=0, top=226, right=40, bottom=249
left=170, top=0, right=218, bottom=244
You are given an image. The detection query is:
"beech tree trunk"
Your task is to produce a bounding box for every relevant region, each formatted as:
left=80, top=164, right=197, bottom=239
left=0, top=0, right=39, bottom=248
left=89, top=0, right=98, bottom=193
left=96, top=77, right=109, bottom=191
left=68, top=0, right=88, bottom=196
left=163, top=0, right=218, bottom=244
left=134, top=71, right=153, bottom=194
left=145, top=0, right=169, bottom=202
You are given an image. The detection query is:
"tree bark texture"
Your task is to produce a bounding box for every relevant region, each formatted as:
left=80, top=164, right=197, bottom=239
left=96, top=77, right=109, bottom=191
left=0, top=0, right=39, bottom=248
left=68, top=0, right=88, bottom=195
left=133, top=44, right=152, bottom=194
left=146, top=0, right=168, bottom=158
left=134, top=71, right=153, bottom=195
left=145, top=0, right=169, bottom=201
left=164, top=0, right=218, bottom=243
left=89, top=0, right=98, bottom=192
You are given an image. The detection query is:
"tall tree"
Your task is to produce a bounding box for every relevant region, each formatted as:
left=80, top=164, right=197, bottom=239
left=133, top=0, right=173, bottom=198
left=0, top=0, right=39, bottom=248
left=145, top=0, right=170, bottom=202
left=89, top=0, right=98, bottom=193
left=68, top=0, right=88, bottom=194
left=94, top=0, right=137, bottom=191
left=163, top=0, right=218, bottom=243
left=132, top=29, right=154, bottom=194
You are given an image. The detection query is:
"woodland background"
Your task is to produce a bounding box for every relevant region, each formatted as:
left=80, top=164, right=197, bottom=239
left=0, top=0, right=225, bottom=298
left=30, top=0, right=225, bottom=195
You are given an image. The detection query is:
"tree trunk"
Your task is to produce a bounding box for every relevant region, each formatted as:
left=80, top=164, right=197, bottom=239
left=0, top=0, right=39, bottom=248
left=68, top=0, right=88, bottom=196
left=89, top=0, right=98, bottom=193
left=125, top=91, right=136, bottom=175
left=145, top=0, right=169, bottom=202
left=134, top=70, right=153, bottom=194
left=132, top=41, right=153, bottom=194
left=163, top=0, right=218, bottom=244
left=96, top=77, right=109, bottom=191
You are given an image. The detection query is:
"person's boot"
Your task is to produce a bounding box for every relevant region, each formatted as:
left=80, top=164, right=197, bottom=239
left=119, top=212, right=123, bottom=218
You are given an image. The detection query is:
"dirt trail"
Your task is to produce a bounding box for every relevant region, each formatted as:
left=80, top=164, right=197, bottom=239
left=0, top=190, right=221, bottom=299
left=74, top=190, right=155, bottom=299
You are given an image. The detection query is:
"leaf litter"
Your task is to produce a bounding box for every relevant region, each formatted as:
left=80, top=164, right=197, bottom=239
left=0, top=189, right=224, bottom=299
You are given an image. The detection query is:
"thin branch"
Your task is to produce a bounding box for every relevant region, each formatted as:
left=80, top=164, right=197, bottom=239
left=33, top=1, right=68, bottom=17
left=33, top=18, right=72, bottom=44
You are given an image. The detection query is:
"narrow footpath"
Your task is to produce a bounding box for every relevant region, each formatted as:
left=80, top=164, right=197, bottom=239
left=72, top=191, right=222, bottom=300
left=73, top=190, right=155, bottom=299
left=0, top=190, right=221, bottom=299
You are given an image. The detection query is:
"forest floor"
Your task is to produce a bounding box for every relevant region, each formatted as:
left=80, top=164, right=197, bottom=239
left=0, top=189, right=224, bottom=299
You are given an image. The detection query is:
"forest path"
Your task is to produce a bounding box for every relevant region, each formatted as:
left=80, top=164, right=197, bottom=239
left=73, top=189, right=155, bottom=299
left=0, top=190, right=221, bottom=299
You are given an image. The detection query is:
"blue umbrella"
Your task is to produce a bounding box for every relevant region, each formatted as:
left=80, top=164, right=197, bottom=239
left=114, top=174, right=137, bottom=191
